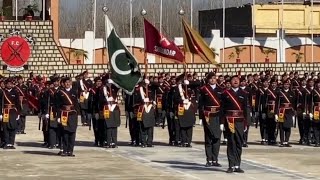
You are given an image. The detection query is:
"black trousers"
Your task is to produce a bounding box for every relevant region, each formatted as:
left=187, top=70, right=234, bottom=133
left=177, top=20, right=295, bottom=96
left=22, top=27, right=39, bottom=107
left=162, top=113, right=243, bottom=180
left=80, top=110, right=91, bottom=125
left=3, top=125, right=16, bottom=145
left=63, top=130, right=76, bottom=153
left=181, top=126, right=193, bottom=144
left=204, top=125, right=220, bottom=162
left=243, top=125, right=250, bottom=144
left=259, top=117, right=268, bottom=140
left=57, top=125, right=64, bottom=150
left=97, top=119, right=106, bottom=145
left=167, top=113, right=176, bottom=143
left=128, top=115, right=136, bottom=142
left=279, top=123, right=291, bottom=143
left=92, top=117, right=98, bottom=144
left=267, top=117, right=277, bottom=142
left=140, top=123, right=153, bottom=145
left=106, top=127, right=118, bottom=145
left=18, top=116, right=26, bottom=132
left=49, top=127, right=58, bottom=146
left=303, top=118, right=311, bottom=142
left=226, top=121, right=244, bottom=168
left=174, top=119, right=181, bottom=143
left=298, top=116, right=304, bottom=141
left=313, top=122, right=320, bottom=144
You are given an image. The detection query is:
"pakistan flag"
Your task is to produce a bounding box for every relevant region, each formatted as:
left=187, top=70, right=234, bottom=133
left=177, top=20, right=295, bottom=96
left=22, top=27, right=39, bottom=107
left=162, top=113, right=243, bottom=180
left=105, top=15, right=142, bottom=94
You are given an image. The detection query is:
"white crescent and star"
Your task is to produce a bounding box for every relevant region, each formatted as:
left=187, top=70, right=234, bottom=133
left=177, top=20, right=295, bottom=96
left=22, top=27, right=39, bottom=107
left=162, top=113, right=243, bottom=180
left=111, top=49, right=131, bottom=75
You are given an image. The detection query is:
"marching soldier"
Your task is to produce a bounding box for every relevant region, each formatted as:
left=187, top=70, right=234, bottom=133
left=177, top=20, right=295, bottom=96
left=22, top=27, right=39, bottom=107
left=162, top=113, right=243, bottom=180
left=311, top=80, right=320, bottom=147
left=256, top=79, right=270, bottom=145
left=39, top=80, right=50, bottom=147
left=78, top=71, right=93, bottom=126
left=153, top=75, right=167, bottom=127
left=137, top=78, right=156, bottom=147
left=221, top=75, right=248, bottom=173
left=199, top=72, right=223, bottom=167
left=275, top=79, right=296, bottom=147
left=56, top=77, right=79, bottom=156
left=175, top=74, right=196, bottom=147
left=45, top=77, right=60, bottom=149
left=90, top=77, right=104, bottom=147
left=0, top=78, right=21, bottom=149
left=266, top=79, right=278, bottom=145
left=99, top=78, right=121, bottom=148
left=164, top=75, right=178, bottom=146
left=15, top=76, right=29, bottom=134
left=296, top=78, right=312, bottom=145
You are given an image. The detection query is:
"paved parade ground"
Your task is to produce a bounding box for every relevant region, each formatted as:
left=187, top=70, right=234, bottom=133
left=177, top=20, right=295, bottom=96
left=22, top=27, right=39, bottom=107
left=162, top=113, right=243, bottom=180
left=1, top=116, right=320, bottom=180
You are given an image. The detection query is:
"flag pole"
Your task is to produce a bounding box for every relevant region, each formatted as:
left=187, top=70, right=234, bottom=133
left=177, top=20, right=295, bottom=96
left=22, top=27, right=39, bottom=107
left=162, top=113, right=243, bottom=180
left=179, top=9, right=188, bottom=97
left=142, top=11, right=149, bottom=98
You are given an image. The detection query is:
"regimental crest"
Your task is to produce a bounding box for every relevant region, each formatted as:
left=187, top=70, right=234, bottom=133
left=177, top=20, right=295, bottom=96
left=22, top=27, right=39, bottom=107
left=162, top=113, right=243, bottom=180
left=0, top=29, right=34, bottom=72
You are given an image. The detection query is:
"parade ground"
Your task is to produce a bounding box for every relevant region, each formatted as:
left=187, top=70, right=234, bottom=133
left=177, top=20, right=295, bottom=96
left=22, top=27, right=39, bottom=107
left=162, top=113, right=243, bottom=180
left=0, top=116, right=319, bottom=180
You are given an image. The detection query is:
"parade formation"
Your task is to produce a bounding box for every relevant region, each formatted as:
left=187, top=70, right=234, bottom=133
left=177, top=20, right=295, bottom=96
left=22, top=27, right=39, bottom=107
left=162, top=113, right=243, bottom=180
left=0, top=69, right=319, bottom=173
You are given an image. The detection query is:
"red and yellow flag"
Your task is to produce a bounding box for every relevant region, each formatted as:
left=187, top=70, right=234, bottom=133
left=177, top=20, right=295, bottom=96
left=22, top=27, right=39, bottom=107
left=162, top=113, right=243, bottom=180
left=182, top=18, right=218, bottom=64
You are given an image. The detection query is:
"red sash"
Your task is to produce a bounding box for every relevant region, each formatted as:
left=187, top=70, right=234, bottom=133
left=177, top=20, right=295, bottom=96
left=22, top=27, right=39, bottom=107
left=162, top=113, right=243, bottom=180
left=203, top=86, right=220, bottom=106
left=225, top=90, right=241, bottom=110
left=280, top=91, right=290, bottom=103
left=267, top=89, right=276, bottom=99
left=60, top=90, right=73, bottom=105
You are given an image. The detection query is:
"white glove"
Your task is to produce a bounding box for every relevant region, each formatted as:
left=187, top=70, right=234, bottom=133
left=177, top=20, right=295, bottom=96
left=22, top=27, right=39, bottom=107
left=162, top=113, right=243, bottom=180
left=220, top=124, right=225, bottom=131
left=45, top=114, right=49, bottom=119
left=309, top=113, right=314, bottom=119
left=144, top=79, right=150, bottom=84
left=129, top=112, right=134, bottom=119
left=95, top=113, right=99, bottom=120
left=57, top=118, right=61, bottom=123
left=262, top=113, right=267, bottom=120
left=244, top=126, right=248, bottom=132
left=275, top=115, right=279, bottom=122
left=250, top=112, right=252, bottom=117
left=0, top=115, right=2, bottom=121
left=107, top=79, right=114, bottom=84
left=16, top=115, right=20, bottom=121
left=107, top=97, right=114, bottom=102
left=169, top=112, right=174, bottom=118
left=144, top=98, right=150, bottom=103
left=183, top=99, right=189, bottom=104
left=292, top=116, right=296, bottom=124
left=303, top=112, right=306, bottom=119
left=153, top=101, right=156, bottom=105
left=184, top=80, right=190, bottom=85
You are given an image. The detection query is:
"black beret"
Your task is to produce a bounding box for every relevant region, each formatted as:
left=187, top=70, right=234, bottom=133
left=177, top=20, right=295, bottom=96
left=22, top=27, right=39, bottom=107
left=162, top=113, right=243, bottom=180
left=94, top=77, right=102, bottom=82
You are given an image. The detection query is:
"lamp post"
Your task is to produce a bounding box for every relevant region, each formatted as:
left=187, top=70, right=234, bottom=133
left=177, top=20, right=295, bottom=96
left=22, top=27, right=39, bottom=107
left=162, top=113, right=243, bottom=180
left=15, top=0, right=18, bottom=20
left=222, top=0, right=225, bottom=63
left=130, top=0, right=133, bottom=53
left=102, top=6, right=108, bottom=64
left=92, top=0, right=97, bottom=65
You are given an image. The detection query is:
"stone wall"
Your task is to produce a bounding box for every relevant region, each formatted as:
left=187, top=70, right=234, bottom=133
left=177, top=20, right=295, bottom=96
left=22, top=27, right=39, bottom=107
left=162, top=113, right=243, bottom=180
left=0, top=21, right=318, bottom=80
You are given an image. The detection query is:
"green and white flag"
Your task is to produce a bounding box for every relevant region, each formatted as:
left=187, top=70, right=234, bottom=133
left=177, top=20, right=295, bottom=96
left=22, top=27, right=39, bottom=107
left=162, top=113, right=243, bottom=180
left=105, top=15, right=142, bottom=94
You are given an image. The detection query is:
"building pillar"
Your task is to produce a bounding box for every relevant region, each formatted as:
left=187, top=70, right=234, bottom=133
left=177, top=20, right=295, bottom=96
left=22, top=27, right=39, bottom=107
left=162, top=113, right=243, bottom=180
left=51, top=0, right=59, bottom=42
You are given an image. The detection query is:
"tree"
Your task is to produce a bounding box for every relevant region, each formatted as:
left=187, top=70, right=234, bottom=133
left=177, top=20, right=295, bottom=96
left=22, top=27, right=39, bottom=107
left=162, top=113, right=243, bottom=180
left=233, top=46, right=246, bottom=63
left=262, top=48, right=276, bottom=63
left=68, top=49, right=89, bottom=64
left=292, top=52, right=304, bottom=63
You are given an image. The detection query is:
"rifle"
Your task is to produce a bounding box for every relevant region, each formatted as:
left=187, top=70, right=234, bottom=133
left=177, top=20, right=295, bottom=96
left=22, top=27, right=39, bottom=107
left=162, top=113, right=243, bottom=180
left=294, top=90, right=299, bottom=128
left=38, top=113, right=41, bottom=130
left=89, top=91, right=93, bottom=131
left=125, top=111, right=128, bottom=128
left=46, top=90, right=51, bottom=132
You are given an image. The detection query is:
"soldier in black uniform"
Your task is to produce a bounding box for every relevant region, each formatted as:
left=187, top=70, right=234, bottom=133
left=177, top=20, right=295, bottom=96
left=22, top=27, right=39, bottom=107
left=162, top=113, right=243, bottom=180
left=90, top=77, right=103, bottom=147
left=15, top=76, right=29, bottom=134
left=175, top=74, right=196, bottom=147
left=297, top=78, right=313, bottom=145
left=239, top=76, right=252, bottom=147
left=137, top=78, right=156, bottom=148
left=153, top=75, right=167, bottom=127
left=99, top=78, right=120, bottom=148
left=275, top=79, right=296, bottom=147
left=78, top=71, right=93, bottom=126
left=56, top=77, right=79, bottom=156
left=44, top=77, right=60, bottom=149
left=266, top=79, right=279, bottom=145
left=222, top=75, right=247, bottom=173
left=199, top=72, right=223, bottom=167
left=311, top=80, right=320, bottom=147
left=0, top=78, right=21, bottom=149
left=256, top=79, right=270, bottom=145
left=164, top=75, right=177, bottom=146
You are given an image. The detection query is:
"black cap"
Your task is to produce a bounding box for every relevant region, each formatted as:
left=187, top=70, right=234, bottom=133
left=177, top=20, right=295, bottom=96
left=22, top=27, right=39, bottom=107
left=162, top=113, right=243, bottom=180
left=207, top=72, right=215, bottom=80
left=94, top=77, right=102, bottom=82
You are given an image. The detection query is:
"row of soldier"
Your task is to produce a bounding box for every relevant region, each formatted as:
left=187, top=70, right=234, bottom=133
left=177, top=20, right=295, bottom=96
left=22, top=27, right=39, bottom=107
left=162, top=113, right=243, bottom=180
left=0, top=70, right=319, bottom=172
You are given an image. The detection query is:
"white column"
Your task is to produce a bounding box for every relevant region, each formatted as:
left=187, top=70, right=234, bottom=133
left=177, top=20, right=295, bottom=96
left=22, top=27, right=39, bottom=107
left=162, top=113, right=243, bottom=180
left=222, top=0, right=225, bottom=63
left=15, top=0, right=18, bottom=20
left=311, top=0, right=314, bottom=63
left=42, top=0, right=45, bottom=20
left=252, top=1, right=255, bottom=63
left=92, top=0, right=97, bottom=64
left=130, top=0, right=133, bottom=53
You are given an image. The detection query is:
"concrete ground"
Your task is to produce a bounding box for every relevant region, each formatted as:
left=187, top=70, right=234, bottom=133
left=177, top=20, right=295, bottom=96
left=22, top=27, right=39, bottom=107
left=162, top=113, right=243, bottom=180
left=2, top=116, right=320, bottom=180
